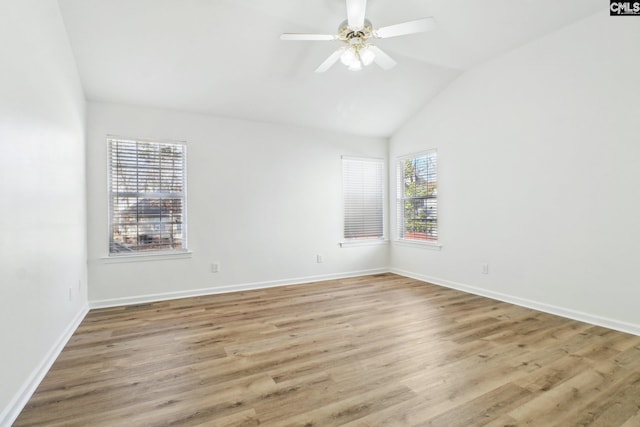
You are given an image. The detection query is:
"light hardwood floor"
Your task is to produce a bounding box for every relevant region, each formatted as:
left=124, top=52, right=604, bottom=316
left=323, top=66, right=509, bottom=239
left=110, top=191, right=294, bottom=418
left=15, top=274, right=640, bottom=426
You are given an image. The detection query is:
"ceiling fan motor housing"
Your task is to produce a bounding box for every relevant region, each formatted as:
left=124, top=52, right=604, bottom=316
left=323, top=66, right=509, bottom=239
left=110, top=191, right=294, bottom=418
left=338, top=19, right=373, bottom=42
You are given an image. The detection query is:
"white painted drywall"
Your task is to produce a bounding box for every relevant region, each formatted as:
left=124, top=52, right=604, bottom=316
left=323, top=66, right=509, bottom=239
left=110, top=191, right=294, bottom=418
left=390, top=12, right=640, bottom=331
left=0, top=0, right=87, bottom=423
left=86, top=102, right=388, bottom=303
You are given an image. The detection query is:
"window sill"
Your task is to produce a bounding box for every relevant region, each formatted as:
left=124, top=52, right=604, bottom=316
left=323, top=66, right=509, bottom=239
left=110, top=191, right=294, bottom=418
left=394, top=240, right=442, bottom=250
left=102, top=251, right=193, bottom=263
left=340, top=239, right=389, bottom=248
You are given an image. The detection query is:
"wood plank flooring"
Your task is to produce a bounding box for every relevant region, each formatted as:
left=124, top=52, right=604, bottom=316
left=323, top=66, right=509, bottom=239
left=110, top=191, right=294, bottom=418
left=14, top=274, right=640, bottom=426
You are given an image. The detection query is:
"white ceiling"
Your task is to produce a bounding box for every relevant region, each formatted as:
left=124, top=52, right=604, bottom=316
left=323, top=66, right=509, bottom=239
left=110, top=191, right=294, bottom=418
left=58, top=0, right=603, bottom=138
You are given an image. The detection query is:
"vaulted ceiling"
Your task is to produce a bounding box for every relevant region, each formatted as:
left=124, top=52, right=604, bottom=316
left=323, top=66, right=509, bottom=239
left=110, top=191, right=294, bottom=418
left=58, top=0, right=603, bottom=137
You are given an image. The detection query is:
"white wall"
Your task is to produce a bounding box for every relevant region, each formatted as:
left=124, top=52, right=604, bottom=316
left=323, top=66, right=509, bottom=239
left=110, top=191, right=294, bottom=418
left=0, top=0, right=87, bottom=424
left=390, top=12, right=640, bottom=333
left=87, top=102, right=388, bottom=304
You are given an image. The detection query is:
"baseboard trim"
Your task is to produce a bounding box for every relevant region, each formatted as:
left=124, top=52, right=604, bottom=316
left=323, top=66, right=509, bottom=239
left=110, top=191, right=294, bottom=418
left=90, top=268, right=389, bottom=309
left=390, top=268, right=640, bottom=337
left=1, top=305, right=89, bottom=427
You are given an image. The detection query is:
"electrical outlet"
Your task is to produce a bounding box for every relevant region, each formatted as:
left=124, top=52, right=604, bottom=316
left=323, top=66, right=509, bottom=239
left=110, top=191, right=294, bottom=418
left=482, top=263, right=489, bottom=274
left=316, top=254, right=324, bottom=263
left=211, top=262, right=220, bottom=273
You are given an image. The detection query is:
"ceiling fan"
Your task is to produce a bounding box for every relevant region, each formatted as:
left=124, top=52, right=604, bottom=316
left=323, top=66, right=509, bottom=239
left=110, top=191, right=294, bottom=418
left=280, top=0, right=435, bottom=73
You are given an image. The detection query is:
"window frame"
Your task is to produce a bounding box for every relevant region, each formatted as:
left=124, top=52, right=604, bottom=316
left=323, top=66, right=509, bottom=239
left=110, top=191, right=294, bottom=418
left=341, top=155, right=387, bottom=246
left=107, top=136, right=188, bottom=257
left=396, top=149, right=439, bottom=247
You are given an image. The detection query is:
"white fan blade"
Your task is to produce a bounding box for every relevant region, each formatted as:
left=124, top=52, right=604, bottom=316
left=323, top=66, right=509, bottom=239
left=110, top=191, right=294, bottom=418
left=315, top=48, right=345, bottom=73
left=375, top=17, right=435, bottom=39
left=280, top=33, right=336, bottom=41
left=369, top=45, right=396, bottom=70
left=346, top=0, right=367, bottom=29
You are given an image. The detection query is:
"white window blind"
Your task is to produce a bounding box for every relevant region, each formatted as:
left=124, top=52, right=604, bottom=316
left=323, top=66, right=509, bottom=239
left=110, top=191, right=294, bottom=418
left=343, top=157, right=385, bottom=241
left=108, top=138, right=187, bottom=255
left=397, top=150, right=438, bottom=242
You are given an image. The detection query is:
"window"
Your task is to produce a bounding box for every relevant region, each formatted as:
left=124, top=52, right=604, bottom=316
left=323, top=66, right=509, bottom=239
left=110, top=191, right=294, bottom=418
left=342, top=156, right=385, bottom=241
left=396, top=150, right=438, bottom=242
left=108, top=138, right=187, bottom=255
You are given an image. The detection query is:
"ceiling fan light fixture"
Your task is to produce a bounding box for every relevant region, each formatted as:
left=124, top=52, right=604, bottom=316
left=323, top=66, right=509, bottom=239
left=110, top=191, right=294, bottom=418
left=359, top=45, right=375, bottom=66
left=348, top=60, right=363, bottom=72
left=340, top=47, right=358, bottom=67
left=340, top=43, right=375, bottom=71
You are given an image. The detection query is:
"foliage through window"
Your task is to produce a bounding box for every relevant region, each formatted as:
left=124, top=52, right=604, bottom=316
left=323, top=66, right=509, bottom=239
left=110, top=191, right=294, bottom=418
left=343, top=157, right=385, bottom=241
left=397, top=150, right=437, bottom=242
left=108, top=138, right=187, bottom=254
